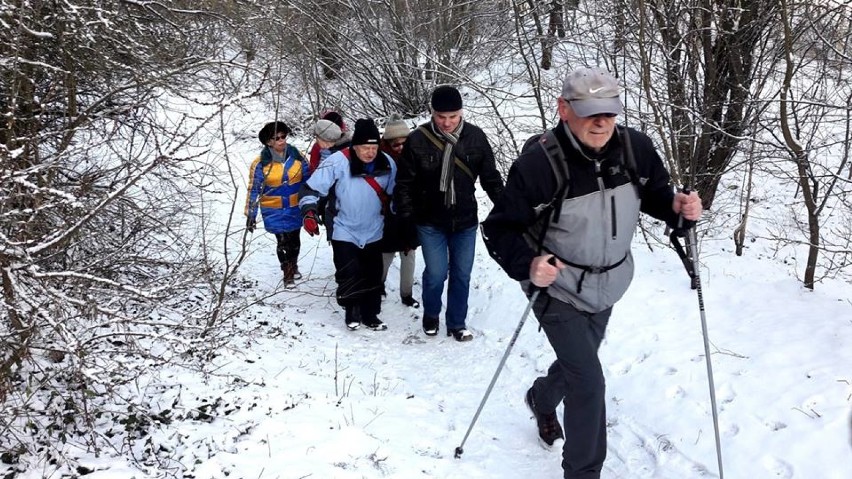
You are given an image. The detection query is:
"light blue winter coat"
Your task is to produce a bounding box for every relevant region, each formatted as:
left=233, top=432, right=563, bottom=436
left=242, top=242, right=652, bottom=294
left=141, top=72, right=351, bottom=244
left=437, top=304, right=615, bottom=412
left=299, top=148, right=396, bottom=248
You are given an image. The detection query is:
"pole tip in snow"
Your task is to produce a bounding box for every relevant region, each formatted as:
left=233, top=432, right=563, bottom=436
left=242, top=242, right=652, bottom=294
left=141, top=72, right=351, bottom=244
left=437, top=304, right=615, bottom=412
left=454, top=446, right=463, bottom=459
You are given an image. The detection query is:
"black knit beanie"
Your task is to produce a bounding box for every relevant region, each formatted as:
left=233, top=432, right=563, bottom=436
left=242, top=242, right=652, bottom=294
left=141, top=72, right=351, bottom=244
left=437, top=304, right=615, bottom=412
left=350, top=118, right=381, bottom=146
left=430, top=85, right=463, bottom=112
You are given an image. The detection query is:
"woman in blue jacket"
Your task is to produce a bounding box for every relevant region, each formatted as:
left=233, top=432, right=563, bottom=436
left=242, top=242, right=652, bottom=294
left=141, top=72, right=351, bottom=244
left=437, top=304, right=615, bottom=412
left=245, top=121, right=309, bottom=288
left=299, top=119, right=395, bottom=331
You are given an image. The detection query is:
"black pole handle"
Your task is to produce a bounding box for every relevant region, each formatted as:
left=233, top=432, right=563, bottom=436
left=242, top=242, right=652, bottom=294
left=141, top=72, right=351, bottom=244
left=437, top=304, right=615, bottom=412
left=675, top=187, right=696, bottom=234
left=671, top=187, right=699, bottom=289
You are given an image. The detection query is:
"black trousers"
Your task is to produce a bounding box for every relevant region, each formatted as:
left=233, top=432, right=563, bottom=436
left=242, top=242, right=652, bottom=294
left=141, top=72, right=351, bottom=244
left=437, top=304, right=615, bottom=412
left=531, top=292, right=612, bottom=479
left=274, top=230, right=300, bottom=269
left=331, top=239, right=383, bottom=320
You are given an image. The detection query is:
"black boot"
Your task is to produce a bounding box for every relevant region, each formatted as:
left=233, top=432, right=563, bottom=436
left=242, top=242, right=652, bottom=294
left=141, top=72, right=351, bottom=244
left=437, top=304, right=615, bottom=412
left=361, top=315, right=387, bottom=331
left=447, top=328, right=473, bottom=342
left=344, top=306, right=361, bottom=331
left=525, top=387, right=564, bottom=446
left=422, top=315, right=439, bottom=336
left=401, top=295, right=420, bottom=308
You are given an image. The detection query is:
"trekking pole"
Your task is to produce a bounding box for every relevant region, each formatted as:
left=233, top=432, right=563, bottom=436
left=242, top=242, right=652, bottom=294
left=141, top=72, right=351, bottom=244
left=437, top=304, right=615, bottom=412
left=454, top=288, right=540, bottom=459
left=671, top=190, right=724, bottom=479
left=454, top=256, right=556, bottom=459
left=686, top=225, right=724, bottom=479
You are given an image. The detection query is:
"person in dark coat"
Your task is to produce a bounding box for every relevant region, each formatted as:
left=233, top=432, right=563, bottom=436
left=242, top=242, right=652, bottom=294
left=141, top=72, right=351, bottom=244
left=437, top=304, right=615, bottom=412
left=394, top=85, right=504, bottom=341
left=481, top=67, right=703, bottom=479
left=379, top=115, right=419, bottom=308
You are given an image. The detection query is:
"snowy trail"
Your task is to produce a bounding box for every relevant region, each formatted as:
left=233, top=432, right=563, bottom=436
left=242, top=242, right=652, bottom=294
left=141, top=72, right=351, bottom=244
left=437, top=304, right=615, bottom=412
left=163, top=220, right=852, bottom=479
left=199, top=232, right=719, bottom=478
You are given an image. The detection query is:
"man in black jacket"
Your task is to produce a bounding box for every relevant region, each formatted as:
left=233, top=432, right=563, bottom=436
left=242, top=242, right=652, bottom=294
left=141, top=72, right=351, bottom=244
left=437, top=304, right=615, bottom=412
left=481, top=68, right=702, bottom=478
left=394, top=85, right=504, bottom=341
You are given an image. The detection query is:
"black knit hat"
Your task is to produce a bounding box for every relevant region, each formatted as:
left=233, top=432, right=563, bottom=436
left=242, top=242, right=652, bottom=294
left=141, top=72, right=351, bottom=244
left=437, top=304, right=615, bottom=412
left=350, top=118, right=381, bottom=146
left=258, top=121, right=292, bottom=144
left=430, top=85, right=462, bottom=112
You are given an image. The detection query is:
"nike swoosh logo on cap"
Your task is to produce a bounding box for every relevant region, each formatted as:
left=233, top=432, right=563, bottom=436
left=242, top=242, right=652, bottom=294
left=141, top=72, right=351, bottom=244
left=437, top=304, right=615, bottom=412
left=589, top=87, right=606, bottom=94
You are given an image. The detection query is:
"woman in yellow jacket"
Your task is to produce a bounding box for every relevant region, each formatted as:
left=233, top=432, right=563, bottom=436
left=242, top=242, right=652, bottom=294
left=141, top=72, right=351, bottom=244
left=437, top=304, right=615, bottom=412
left=245, top=121, right=309, bottom=288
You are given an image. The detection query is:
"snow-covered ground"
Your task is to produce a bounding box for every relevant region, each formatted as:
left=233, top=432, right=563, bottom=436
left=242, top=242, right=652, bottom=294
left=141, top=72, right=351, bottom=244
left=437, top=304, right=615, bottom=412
left=9, top=93, right=849, bottom=478
left=66, top=189, right=852, bottom=478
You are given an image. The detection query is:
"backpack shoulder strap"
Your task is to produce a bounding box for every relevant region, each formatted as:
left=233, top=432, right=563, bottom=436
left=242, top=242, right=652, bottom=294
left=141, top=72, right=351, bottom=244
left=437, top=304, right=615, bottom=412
left=616, top=126, right=645, bottom=188
left=416, top=125, right=475, bottom=180
left=521, top=129, right=571, bottom=255
left=537, top=129, right=570, bottom=223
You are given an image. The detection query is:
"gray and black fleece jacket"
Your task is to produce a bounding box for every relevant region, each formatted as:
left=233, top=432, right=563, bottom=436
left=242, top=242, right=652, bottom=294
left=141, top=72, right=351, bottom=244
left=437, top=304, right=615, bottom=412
left=481, top=122, right=679, bottom=313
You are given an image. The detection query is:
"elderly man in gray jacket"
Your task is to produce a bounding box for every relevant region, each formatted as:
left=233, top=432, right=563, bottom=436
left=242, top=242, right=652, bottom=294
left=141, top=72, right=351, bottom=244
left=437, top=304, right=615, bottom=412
left=482, top=67, right=702, bottom=479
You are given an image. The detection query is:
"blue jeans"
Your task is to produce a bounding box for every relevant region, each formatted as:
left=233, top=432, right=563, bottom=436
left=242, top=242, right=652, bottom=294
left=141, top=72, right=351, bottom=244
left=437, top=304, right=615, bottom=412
left=417, top=224, right=476, bottom=330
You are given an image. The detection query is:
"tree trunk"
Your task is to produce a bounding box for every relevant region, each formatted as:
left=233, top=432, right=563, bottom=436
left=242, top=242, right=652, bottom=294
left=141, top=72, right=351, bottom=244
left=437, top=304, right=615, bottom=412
left=1, top=257, right=32, bottom=392
left=541, top=1, right=564, bottom=70
left=733, top=157, right=754, bottom=256
left=779, top=0, right=818, bottom=289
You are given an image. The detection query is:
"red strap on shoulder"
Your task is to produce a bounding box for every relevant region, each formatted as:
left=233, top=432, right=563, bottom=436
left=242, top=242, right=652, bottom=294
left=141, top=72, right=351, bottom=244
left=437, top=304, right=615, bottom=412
left=363, top=176, right=389, bottom=215
left=344, top=148, right=387, bottom=214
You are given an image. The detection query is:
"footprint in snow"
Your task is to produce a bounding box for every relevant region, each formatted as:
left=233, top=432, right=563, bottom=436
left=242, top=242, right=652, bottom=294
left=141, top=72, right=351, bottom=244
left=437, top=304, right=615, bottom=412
left=665, top=385, right=686, bottom=400
left=611, top=352, right=650, bottom=375
left=718, top=383, right=736, bottom=405
left=762, top=455, right=793, bottom=478
left=402, top=334, right=427, bottom=345
left=625, top=441, right=658, bottom=477
left=766, top=420, right=787, bottom=431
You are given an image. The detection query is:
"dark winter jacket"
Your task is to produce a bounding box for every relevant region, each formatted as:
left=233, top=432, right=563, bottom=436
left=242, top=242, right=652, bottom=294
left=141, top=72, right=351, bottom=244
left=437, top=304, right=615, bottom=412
left=379, top=143, right=419, bottom=253
left=394, top=120, right=504, bottom=232
left=481, top=122, right=679, bottom=313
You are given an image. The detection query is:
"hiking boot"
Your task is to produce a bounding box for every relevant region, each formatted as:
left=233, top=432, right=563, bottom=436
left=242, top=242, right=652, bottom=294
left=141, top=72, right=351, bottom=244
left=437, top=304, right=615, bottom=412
left=422, top=315, right=439, bottom=336
left=282, top=263, right=296, bottom=289
left=524, top=387, right=564, bottom=446
left=401, top=295, right=420, bottom=308
left=344, top=306, right=360, bottom=331
left=447, top=328, right=473, bottom=342
left=361, top=316, right=388, bottom=331
left=292, top=263, right=302, bottom=280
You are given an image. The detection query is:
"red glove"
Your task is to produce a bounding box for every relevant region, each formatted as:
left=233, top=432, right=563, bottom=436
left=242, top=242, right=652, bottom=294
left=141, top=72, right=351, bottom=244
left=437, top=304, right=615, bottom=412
left=303, top=211, right=320, bottom=236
